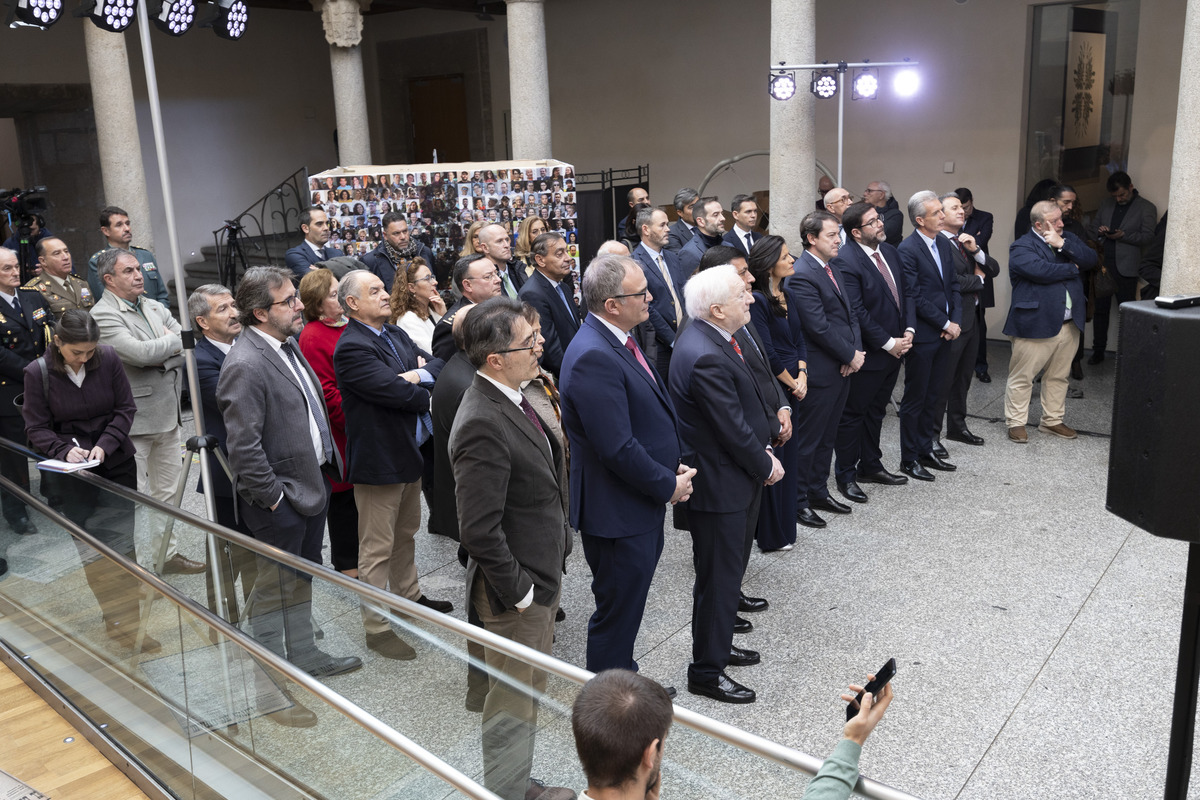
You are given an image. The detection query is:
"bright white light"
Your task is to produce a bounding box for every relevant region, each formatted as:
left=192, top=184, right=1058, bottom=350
left=853, top=72, right=878, bottom=99
left=894, top=69, right=920, bottom=98
left=812, top=73, right=838, bottom=99
left=769, top=74, right=796, bottom=101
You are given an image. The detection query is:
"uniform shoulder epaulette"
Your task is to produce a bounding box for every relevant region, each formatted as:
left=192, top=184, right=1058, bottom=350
left=90, top=249, right=108, bottom=262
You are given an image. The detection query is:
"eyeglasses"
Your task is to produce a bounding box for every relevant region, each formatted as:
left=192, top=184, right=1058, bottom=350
left=496, top=335, right=539, bottom=355
left=270, top=294, right=302, bottom=308
left=857, top=217, right=885, bottom=229
left=611, top=286, right=650, bottom=302
left=412, top=275, right=437, bottom=284
left=467, top=270, right=500, bottom=282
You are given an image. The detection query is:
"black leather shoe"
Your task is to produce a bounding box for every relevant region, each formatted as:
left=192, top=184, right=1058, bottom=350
left=9, top=517, right=37, bottom=536
left=1087, top=350, right=1105, bottom=365
left=555, top=607, right=566, bottom=622
left=810, top=495, right=851, bottom=514
left=663, top=685, right=677, bottom=699
left=946, top=430, right=985, bottom=446
left=976, top=370, right=991, bottom=383
left=919, top=453, right=957, bottom=471
left=931, top=439, right=949, bottom=459
left=732, top=616, right=753, bottom=634
left=1071, top=360, right=1084, bottom=380
left=688, top=671, right=756, bottom=704
left=900, top=461, right=935, bottom=482
left=836, top=481, right=868, bottom=503
left=856, top=469, right=908, bottom=485
left=295, top=650, right=363, bottom=678
left=728, top=645, right=761, bottom=667
left=796, top=507, right=827, bottom=528
left=738, top=592, right=768, bottom=613
left=416, top=594, right=453, bottom=613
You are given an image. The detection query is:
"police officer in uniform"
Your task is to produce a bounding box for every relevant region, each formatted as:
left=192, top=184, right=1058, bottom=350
left=87, top=206, right=170, bottom=308
left=23, top=237, right=94, bottom=319
left=0, top=247, right=53, bottom=535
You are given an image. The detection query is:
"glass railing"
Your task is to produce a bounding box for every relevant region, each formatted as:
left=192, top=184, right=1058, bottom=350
left=0, top=442, right=922, bottom=800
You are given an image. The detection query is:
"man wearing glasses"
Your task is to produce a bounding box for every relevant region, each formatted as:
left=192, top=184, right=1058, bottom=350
left=431, top=254, right=503, bottom=361
left=863, top=180, right=904, bottom=247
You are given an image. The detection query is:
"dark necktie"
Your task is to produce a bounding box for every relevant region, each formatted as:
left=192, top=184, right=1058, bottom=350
left=519, top=396, right=545, bottom=435
left=624, top=335, right=655, bottom=380
left=379, top=328, right=434, bottom=445
left=11, top=293, right=22, bottom=318
left=730, top=336, right=745, bottom=362
left=872, top=252, right=900, bottom=308
left=282, top=340, right=333, bottom=462
left=744, top=232, right=754, bottom=252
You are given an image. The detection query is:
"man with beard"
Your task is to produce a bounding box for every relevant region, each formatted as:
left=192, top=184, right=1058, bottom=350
left=360, top=212, right=436, bottom=291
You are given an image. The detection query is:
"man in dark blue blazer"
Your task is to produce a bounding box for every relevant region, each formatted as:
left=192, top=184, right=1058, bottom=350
left=832, top=203, right=915, bottom=504
left=666, top=188, right=699, bottom=252
left=721, top=194, right=763, bottom=256
left=333, top=270, right=450, bottom=660
left=678, top=197, right=726, bottom=277
left=517, top=233, right=581, bottom=380
left=631, top=207, right=688, bottom=379
left=896, top=191, right=962, bottom=481
left=358, top=212, right=435, bottom=292
left=560, top=254, right=694, bottom=676
left=284, top=208, right=342, bottom=280
left=956, top=187, right=997, bottom=381
left=1002, top=201, right=1096, bottom=443
left=669, top=265, right=783, bottom=705
left=791, top=211, right=864, bottom=528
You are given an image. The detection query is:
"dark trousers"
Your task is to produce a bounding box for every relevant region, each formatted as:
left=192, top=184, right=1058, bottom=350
left=687, top=488, right=761, bottom=685
left=936, top=316, right=981, bottom=437
left=794, top=376, right=850, bottom=506
left=581, top=527, right=664, bottom=672
left=326, top=488, right=359, bottom=572
left=835, top=358, right=902, bottom=484
left=238, top=489, right=329, bottom=664
left=1091, top=272, right=1139, bottom=353
left=0, top=415, right=31, bottom=524
left=900, top=337, right=951, bottom=462
left=975, top=304, right=990, bottom=373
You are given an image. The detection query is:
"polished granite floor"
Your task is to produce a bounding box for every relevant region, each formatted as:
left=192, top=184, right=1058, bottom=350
left=166, top=339, right=1196, bottom=799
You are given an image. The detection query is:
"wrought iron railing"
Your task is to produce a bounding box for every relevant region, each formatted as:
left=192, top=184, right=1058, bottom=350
left=210, top=166, right=310, bottom=288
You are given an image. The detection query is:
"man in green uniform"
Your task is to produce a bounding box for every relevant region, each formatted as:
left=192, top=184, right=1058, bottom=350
left=23, top=237, right=94, bottom=319
left=87, top=206, right=170, bottom=308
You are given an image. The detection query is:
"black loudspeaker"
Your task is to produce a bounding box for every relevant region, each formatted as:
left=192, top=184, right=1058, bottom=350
left=1106, top=301, right=1200, bottom=541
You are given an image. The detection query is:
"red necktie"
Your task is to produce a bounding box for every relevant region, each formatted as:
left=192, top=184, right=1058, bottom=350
left=518, top=396, right=545, bottom=435
left=823, top=263, right=841, bottom=294
left=730, top=336, right=745, bottom=362
left=624, top=335, right=655, bottom=380
left=872, top=252, right=900, bottom=308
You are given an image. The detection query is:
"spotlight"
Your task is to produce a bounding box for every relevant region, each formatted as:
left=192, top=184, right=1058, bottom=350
left=79, top=0, right=135, bottom=31
left=852, top=69, right=878, bottom=100
left=810, top=70, right=838, bottom=100
left=5, top=0, right=63, bottom=27
left=150, top=0, right=193, bottom=35
left=769, top=72, right=797, bottom=101
left=894, top=68, right=920, bottom=98
left=203, top=0, right=244, bottom=39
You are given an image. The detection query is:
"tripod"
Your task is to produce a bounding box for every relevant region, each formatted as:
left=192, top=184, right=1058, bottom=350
left=218, top=220, right=252, bottom=290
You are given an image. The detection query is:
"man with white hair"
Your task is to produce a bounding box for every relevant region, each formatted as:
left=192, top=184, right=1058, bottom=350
left=669, top=266, right=784, bottom=704
left=863, top=180, right=904, bottom=246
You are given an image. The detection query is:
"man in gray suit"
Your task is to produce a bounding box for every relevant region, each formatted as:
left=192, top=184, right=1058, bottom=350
left=218, top=267, right=361, bottom=726
left=449, top=296, right=573, bottom=800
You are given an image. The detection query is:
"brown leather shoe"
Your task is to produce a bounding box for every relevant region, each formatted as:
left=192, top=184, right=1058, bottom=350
left=1007, top=426, right=1028, bottom=443
left=162, top=554, right=206, bottom=574
left=365, top=630, right=417, bottom=660
left=262, top=689, right=318, bottom=728
left=1038, top=423, right=1078, bottom=439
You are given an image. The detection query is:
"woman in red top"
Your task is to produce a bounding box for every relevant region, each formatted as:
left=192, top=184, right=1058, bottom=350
left=298, top=269, right=359, bottom=577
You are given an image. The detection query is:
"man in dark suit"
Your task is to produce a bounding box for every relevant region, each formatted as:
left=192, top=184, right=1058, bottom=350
left=431, top=254, right=502, bottom=361
left=670, top=266, right=784, bottom=705
left=478, top=222, right=525, bottom=299
left=615, top=186, right=649, bottom=239
left=667, top=187, right=699, bottom=252
left=864, top=181, right=904, bottom=247
left=284, top=208, right=341, bottom=279
left=517, top=233, right=581, bottom=380
left=791, top=211, right=864, bottom=528
left=333, top=270, right=450, bottom=661
left=721, top=194, right=763, bottom=256
left=559, top=254, right=694, bottom=676
left=430, top=307, right=479, bottom=542
left=631, top=207, right=688, bottom=379
left=218, top=267, right=361, bottom=725
left=896, top=191, right=962, bottom=482
left=832, top=203, right=914, bottom=505
left=1003, top=201, right=1096, bottom=442
left=937, top=193, right=1000, bottom=447
left=678, top=197, right=726, bottom=277
left=955, top=187, right=996, bottom=382
left=450, top=296, right=573, bottom=800
left=358, top=211, right=435, bottom=292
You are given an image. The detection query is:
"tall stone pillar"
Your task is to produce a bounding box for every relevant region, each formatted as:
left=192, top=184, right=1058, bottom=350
left=315, top=0, right=372, bottom=167
left=769, top=0, right=816, bottom=241
left=507, top=0, right=552, bottom=160
left=1162, top=0, right=1200, bottom=294
left=82, top=24, right=154, bottom=252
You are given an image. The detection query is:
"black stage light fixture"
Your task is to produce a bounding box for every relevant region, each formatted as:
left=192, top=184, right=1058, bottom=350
left=769, top=71, right=797, bottom=101
left=6, top=0, right=64, bottom=28
left=79, top=0, right=136, bottom=31
left=151, top=0, right=194, bottom=35
left=810, top=70, right=838, bottom=99
left=206, top=0, right=245, bottom=39
left=852, top=68, right=879, bottom=100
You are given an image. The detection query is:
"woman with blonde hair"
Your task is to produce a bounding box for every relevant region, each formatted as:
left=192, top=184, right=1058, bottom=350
left=459, top=220, right=486, bottom=258
left=514, top=215, right=548, bottom=278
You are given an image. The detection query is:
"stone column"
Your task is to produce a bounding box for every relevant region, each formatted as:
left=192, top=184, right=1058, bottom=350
left=507, top=0, right=552, bottom=160
left=82, top=24, right=154, bottom=252
left=768, top=0, right=816, bottom=241
left=1162, top=0, right=1200, bottom=294
left=314, top=0, right=372, bottom=167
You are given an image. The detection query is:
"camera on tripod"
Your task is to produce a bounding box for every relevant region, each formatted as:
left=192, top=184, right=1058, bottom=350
left=2, top=186, right=50, bottom=283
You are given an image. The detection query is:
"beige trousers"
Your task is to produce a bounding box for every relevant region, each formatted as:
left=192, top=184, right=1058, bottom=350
left=1005, top=322, right=1079, bottom=428
left=355, top=480, right=422, bottom=634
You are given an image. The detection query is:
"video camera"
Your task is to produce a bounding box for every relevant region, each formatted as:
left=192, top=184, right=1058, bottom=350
left=1, top=186, right=48, bottom=219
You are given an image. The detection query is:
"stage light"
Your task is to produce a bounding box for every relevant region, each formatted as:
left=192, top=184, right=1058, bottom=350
left=769, top=72, right=797, bottom=101
left=852, top=69, right=878, bottom=100
left=5, top=0, right=63, bottom=27
left=78, top=0, right=135, bottom=31
left=810, top=70, right=838, bottom=100
left=151, top=0, right=193, bottom=34
left=208, top=0, right=245, bottom=39
left=894, top=68, right=920, bottom=98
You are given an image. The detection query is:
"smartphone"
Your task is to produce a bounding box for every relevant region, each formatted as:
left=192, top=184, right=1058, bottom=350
left=846, top=657, right=897, bottom=720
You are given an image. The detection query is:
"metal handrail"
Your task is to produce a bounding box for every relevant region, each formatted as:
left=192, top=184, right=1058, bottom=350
left=3, top=440, right=923, bottom=799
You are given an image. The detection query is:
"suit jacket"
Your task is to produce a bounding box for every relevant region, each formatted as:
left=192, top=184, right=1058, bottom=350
left=430, top=351, right=478, bottom=541
left=942, top=233, right=1000, bottom=334
left=193, top=336, right=233, bottom=497
left=677, top=231, right=720, bottom=277
left=1090, top=193, right=1158, bottom=278
left=722, top=227, right=762, bottom=256
left=359, top=241, right=436, bottom=292
left=734, top=322, right=787, bottom=439
left=431, top=296, right=471, bottom=362
left=962, top=208, right=996, bottom=306
left=91, top=291, right=183, bottom=436
left=790, top=251, right=862, bottom=386
left=217, top=328, right=339, bottom=516
left=285, top=241, right=343, bottom=279
left=1003, top=229, right=1096, bottom=339
left=333, top=318, right=444, bottom=485
left=668, top=320, right=774, bottom=514
left=833, top=242, right=914, bottom=372
left=559, top=314, right=680, bottom=538
left=667, top=219, right=695, bottom=252
left=0, top=288, right=52, bottom=416
left=631, top=243, right=687, bottom=349
left=499, top=259, right=527, bottom=296
left=879, top=198, right=904, bottom=247
left=450, top=374, right=569, bottom=615
left=897, top=231, right=962, bottom=344
left=518, top=270, right=582, bottom=380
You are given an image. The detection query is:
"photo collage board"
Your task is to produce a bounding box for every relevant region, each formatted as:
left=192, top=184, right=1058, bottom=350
left=309, top=159, right=582, bottom=288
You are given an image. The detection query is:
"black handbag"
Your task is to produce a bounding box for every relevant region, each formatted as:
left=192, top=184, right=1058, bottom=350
left=1093, top=265, right=1117, bottom=299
